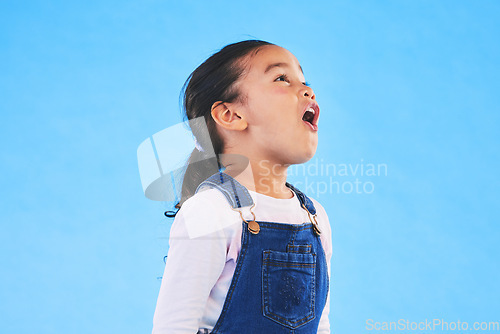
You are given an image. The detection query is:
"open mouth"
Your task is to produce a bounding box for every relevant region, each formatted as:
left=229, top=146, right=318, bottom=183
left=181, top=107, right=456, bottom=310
left=302, top=102, right=320, bottom=131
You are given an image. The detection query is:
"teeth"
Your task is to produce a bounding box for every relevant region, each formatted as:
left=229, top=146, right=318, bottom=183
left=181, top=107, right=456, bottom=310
left=307, top=108, right=315, bottom=114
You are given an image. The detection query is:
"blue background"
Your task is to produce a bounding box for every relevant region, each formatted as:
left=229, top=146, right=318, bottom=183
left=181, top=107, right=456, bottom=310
left=1, top=0, right=499, bottom=333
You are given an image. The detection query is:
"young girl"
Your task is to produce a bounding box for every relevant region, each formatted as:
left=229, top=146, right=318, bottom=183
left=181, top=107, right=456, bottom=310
left=152, top=40, right=332, bottom=333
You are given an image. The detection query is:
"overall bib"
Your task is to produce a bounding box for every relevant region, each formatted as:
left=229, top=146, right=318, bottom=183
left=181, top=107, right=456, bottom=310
left=196, top=172, right=329, bottom=334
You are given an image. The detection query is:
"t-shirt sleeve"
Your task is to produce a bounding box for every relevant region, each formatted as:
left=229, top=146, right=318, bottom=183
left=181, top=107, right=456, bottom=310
left=152, top=192, right=231, bottom=334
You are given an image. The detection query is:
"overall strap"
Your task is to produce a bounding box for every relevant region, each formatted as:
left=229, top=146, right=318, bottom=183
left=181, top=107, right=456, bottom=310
left=195, top=172, right=321, bottom=235
left=195, top=172, right=317, bottom=214
left=285, top=182, right=317, bottom=215
left=195, top=172, right=254, bottom=209
left=286, top=181, right=321, bottom=235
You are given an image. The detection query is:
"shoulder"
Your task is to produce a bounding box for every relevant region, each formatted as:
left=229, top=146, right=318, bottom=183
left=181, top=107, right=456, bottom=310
left=309, top=197, right=330, bottom=223
left=181, top=186, right=231, bottom=213
left=175, top=187, right=240, bottom=239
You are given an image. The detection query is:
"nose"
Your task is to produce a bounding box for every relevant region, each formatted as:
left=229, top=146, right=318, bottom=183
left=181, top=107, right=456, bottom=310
left=301, top=85, right=315, bottom=100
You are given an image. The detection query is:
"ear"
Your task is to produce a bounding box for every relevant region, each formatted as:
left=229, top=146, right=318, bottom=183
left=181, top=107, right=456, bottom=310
left=211, top=101, right=248, bottom=131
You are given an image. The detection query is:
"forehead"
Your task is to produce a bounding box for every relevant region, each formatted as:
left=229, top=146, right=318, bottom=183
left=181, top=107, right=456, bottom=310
left=243, top=45, right=303, bottom=77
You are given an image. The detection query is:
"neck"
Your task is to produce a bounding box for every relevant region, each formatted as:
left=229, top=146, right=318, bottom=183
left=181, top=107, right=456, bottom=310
left=220, top=154, right=292, bottom=199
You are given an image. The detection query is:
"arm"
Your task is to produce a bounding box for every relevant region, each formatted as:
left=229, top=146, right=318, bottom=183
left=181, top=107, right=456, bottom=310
left=317, top=260, right=332, bottom=333
left=152, top=199, right=227, bottom=334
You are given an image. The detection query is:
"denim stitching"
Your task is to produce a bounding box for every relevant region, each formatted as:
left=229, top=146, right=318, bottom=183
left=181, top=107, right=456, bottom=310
left=217, top=172, right=253, bottom=207
left=262, top=250, right=316, bottom=328
left=227, top=177, right=242, bottom=208
left=262, top=262, right=316, bottom=268
left=286, top=244, right=312, bottom=253
left=316, top=230, right=330, bottom=309
left=255, top=221, right=313, bottom=231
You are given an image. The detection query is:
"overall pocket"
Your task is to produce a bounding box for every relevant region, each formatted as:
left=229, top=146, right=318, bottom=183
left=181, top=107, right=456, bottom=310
left=262, top=250, right=316, bottom=329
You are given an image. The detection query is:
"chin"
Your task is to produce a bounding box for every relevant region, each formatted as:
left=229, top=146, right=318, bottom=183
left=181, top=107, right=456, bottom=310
left=288, top=149, right=317, bottom=165
left=303, top=143, right=318, bottom=161
left=302, top=152, right=317, bottom=163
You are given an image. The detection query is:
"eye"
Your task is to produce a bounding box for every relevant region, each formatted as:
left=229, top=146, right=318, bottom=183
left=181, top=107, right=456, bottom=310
left=303, top=81, right=311, bottom=87
left=275, top=74, right=290, bottom=83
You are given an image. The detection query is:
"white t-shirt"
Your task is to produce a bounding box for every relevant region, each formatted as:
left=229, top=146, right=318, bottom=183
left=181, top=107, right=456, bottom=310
left=152, top=186, right=332, bottom=334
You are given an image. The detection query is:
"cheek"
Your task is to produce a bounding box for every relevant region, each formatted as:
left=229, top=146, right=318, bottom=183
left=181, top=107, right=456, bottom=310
left=272, top=87, right=288, bottom=95
left=262, top=88, right=292, bottom=119
left=244, top=87, right=292, bottom=126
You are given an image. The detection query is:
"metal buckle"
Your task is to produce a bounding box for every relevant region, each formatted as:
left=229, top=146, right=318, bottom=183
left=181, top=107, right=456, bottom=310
left=232, top=203, right=259, bottom=234
left=302, top=203, right=321, bottom=235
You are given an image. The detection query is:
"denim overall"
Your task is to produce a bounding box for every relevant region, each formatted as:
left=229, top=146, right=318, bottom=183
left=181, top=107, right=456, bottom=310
left=195, top=172, right=329, bottom=334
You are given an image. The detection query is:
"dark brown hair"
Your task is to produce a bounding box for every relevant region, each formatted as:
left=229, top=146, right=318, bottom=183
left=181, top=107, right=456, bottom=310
left=164, top=39, right=274, bottom=218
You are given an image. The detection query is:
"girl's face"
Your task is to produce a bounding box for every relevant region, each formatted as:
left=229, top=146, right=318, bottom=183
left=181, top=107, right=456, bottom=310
left=234, top=45, right=320, bottom=166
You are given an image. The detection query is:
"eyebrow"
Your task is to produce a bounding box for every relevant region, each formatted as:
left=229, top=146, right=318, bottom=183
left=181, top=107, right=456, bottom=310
left=264, top=62, right=304, bottom=74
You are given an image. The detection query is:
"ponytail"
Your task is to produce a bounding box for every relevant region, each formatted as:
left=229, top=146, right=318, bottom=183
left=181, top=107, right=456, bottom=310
left=164, top=147, right=221, bottom=218
left=180, top=147, right=221, bottom=204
